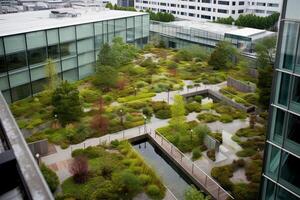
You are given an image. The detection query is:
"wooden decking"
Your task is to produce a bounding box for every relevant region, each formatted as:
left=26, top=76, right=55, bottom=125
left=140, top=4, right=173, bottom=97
left=148, top=130, right=234, bottom=200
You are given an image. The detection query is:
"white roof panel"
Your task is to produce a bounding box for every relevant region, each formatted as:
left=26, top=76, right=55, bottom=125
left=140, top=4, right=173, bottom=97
left=0, top=8, right=145, bottom=37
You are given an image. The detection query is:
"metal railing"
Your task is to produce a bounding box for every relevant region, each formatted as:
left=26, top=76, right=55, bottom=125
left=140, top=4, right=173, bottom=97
left=150, top=130, right=234, bottom=200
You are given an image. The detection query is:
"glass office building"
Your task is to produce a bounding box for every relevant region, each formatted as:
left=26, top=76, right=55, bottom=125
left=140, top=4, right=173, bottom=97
left=260, top=0, right=300, bottom=199
left=0, top=9, right=149, bottom=103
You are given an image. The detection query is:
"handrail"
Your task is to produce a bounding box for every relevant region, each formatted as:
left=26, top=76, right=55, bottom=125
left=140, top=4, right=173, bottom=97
left=153, top=130, right=234, bottom=200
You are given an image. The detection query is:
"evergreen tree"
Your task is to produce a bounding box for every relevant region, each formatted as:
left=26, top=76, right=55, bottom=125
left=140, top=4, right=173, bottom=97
left=52, top=81, right=82, bottom=126
left=208, top=41, right=238, bottom=70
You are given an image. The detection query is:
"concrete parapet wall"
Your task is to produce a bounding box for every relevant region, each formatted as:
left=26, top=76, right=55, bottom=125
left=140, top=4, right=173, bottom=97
left=227, top=77, right=256, bottom=93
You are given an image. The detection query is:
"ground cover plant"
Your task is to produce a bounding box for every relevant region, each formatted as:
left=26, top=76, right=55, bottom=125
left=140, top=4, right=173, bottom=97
left=59, top=141, right=165, bottom=200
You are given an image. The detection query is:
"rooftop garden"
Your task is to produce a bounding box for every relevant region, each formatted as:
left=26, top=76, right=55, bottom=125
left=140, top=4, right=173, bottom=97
left=9, top=36, right=273, bottom=200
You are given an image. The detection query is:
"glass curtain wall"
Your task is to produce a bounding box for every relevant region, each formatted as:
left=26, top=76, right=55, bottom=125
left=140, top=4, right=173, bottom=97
left=0, top=14, right=149, bottom=103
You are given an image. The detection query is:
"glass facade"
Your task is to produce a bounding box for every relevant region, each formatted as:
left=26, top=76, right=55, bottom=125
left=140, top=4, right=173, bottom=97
left=260, top=0, right=300, bottom=199
left=0, top=14, right=149, bottom=103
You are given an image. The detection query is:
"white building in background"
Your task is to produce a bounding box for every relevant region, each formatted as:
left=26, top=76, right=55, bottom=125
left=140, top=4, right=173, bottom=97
left=135, top=0, right=281, bottom=21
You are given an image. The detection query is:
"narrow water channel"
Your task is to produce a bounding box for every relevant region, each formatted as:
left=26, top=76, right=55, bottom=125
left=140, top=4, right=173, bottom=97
left=133, top=139, right=195, bottom=200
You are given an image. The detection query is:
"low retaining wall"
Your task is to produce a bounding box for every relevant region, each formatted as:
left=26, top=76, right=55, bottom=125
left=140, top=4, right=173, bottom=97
left=227, top=77, right=256, bottom=93
left=28, top=139, right=49, bottom=157
left=182, top=89, right=256, bottom=113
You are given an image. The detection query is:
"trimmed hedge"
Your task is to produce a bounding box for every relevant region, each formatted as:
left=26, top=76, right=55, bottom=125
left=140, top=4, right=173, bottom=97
left=40, top=164, right=59, bottom=193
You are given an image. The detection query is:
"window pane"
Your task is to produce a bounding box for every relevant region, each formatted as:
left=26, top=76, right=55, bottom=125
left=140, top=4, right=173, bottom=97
left=94, top=22, right=103, bottom=35
left=277, top=73, right=291, bottom=106
left=48, top=44, right=60, bottom=59
left=135, top=16, right=142, bottom=39
left=4, top=35, right=26, bottom=54
left=77, top=38, right=94, bottom=54
left=95, top=35, right=103, bottom=49
left=60, top=42, right=76, bottom=58
left=6, top=51, right=27, bottom=71
left=285, top=113, right=300, bottom=156
left=62, top=57, right=77, bottom=71
left=26, top=31, right=46, bottom=49
left=276, top=186, right=299, bottom=200
left=270, top=108, right=285, bottom=145
left=76, top=23, right=93, bottom=39
left=32, top=78, right=47, bottom=94
left=79, top=64, right=94, bottom=79
left=59, top=26, right=75, bottom=42
left=9, top=70, right=30, bottom=87
left=265, top=144, right=281, bottom=181
left=78, top=52, right=94, bottom=66
left=0, top=54, right=5, bottom=74
left=31, top=65, right=46, bottom=81
left=279, top=151, right=300, bottom=195
left=0, top=75, right=9, bottom=90
left=28, top=47, right=47, bottom=65
left=279, top=22, right=299, bottom=71
left=108, top=20, right=114, bottom=33
left=11, top=83, right=31, bottom=101
left=262, top=178, right=276, bottom=200
left=142, top=15, right=149, bottom=37
left=290, top=76, right=300, bottom=113
left=47, top=29, right=59, bottom=45
left=63, top=69, right=78, bottom=82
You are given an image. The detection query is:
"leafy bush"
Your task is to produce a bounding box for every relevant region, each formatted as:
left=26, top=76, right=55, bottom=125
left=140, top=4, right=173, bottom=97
left=80, top=89, right=101, bottom=103
left=186, top=102, right=202, bottom=113
left=209, top=132, right=223, bottom=144
left=110, top=140, right=120, bottom=148
left=211, top=165, right=234, bottom=191
left=236, top=127, right=265, bottom=137
left=194, top=95, right=203, bottom=103
left=117, top=93, right=155, bottom=103
left=232, top=183, right=259, bottom=200
left=193, top=124, right=210, bottom=144
left=207, top=149, right=216, bottom=161
left=236, top=148, right=257, bottom=157
left=40, top=164, right=59, bottom=193
left=220, top=114, right=233, bottom=123
left=192, top=148, right=202, bottom=161
left=232, top=159, right=246, bottom=169
left=197, top=113, right=219, bottom=123
left=139, top=174, right=151, bottom=186
left=72, top=146, right=104, bottom=159
left=146, top=184, right=163, bottom=200
left=143, top=107, right=153, bottom=118
left=155, top=109, right=171, bottom=119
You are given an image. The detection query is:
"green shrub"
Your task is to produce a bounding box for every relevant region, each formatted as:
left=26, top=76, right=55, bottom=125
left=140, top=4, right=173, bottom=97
left=117, top=93, right=155, bottom=103
left=139, top=174, right=151, bottom=186
left=194, top=95, right=203, bottom=103
left=103, top=95, right=113, bottom=103
left=220, top=114, right=233, bottom=123
left=236, top=148, right=256, bottom=157
left=207, top=149, right=216, bottom=161
left=155, top=109, right=171, bottom=119
left=110, top=140, right=120, bottom=148
left=143, top=107, right=153, bottom=117
left=186, top=102, right=202, bottom=113
left=125, top=100, right=148, bottom=109
left=197, top=113, right=219, bottom=123
left=231, top=135, right=241, bottom=144
left=193, top=124, right=210, bottom=144
left=211, top=165, right=234, bottom=191
left=26, top=118, right=44, bottom=129
left=192, top=148, right=202, bottom=161
left=80, top=89, right=101, bottom=103
left=40, top=164, right=59, bottom=193
left=209, top=132, right=223, bottom=143
left=72, top=146, right=104, bottom=159
left=146, top=184, right=163, bottom=200
left=236, top=127, right=265, bottom=137
left=232, top=159, right=246, bottom=169
left=233, top=183, right=259, bottom=200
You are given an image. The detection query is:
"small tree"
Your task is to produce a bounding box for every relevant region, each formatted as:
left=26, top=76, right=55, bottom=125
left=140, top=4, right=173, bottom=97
left=70, top=156, right=89, bottom=184
left=208, top=41, right=238, bottom=70
left=52, top=81, right=82, bottom=126
left=255, top=36, right=277, bottom=67
left=193, top=124, right=210, bottom=144
left=170, top=95, right=186, bottom=132
left=45, top=59, right=59, bottom=91
left=93, top=65, right=118, bottom=90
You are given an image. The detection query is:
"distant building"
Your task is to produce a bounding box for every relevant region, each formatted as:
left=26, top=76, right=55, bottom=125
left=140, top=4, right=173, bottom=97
left=118, top=0, right=134, bottom=7
left=150, top=20, right=275, bottom=53
left=135, top=0, right=281, bottom=22
left=0, top=8, right=149, bottom=103
left=260, top=0, right=300, bottom=199
left=0, top=92, right=53, bottom=199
